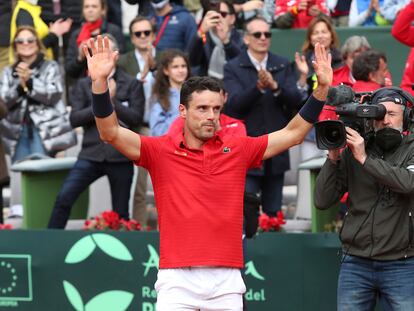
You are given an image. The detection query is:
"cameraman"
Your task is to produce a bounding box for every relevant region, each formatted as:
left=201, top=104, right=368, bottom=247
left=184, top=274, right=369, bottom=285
left=314, top=87, right=414, bottom=311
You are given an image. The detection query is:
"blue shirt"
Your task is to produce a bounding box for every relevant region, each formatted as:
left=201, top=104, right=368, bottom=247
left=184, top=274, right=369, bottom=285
left=149, top=88, right=180, bottom=136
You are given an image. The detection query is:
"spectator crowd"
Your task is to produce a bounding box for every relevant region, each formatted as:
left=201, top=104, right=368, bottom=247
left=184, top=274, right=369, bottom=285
left=0, top=0, right=413, bottom=229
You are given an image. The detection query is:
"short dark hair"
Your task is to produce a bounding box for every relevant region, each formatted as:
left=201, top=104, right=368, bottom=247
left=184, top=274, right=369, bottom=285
left=83, top=0, right=106, bottom=10
left=352, top=50, right=387, bottom=81
left=221, top=0, right=235, bottom=15
left=129, top=16, right=155, bottom=35
left=243, top=16, right=269, bottom=33
left=180, top=76, right=222, bottom=108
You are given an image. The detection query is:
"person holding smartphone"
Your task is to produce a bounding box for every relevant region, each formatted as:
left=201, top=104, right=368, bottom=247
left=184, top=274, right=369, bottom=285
left=188, top=0, right=244, bottom=78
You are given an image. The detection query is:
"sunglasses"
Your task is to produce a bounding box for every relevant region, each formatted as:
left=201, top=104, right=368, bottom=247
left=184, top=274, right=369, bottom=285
left=219, top=11, right=230, bottom=18
left=14, top=37, right=36, bottom=44
left=134, top=30, right=152, bottom=38
left=250, top=32, right=272, bottom=39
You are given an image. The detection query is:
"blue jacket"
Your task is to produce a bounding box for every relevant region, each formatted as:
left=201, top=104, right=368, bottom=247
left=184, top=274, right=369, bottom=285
left=150, top=4, right=197, bottom=52
left=224, top=49, right=301, bottom=175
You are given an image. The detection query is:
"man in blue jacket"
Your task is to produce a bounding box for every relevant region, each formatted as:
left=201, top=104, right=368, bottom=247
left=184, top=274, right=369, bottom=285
left=224, top=17, right=302, bottom=217
left=149, top=0, right=197, bottom=53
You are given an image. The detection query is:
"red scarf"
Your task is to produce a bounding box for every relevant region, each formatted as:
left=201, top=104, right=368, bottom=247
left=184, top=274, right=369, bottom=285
left=76, top=19, right=103, bottom=46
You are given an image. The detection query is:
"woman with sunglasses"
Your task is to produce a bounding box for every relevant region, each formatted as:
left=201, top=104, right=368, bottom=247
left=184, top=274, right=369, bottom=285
left=0, top=26, right=73, bottom=163
left=149, top=49, right=190, bottom=137
left=188, top=0, right=244, bottom=78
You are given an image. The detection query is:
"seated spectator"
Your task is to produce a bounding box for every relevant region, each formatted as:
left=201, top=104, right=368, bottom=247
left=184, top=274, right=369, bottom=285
left=10, top=0, right=73, bottom=62
left=118, top=16, right=156, bottom=101
left=0, top=26, right=74, bottom=163
left=332, top=35, right=371, bottom=86
left=48, top=35, right=144, bottom=229
left=188, top=0, right=244, bottom=78
left=295, top=15, right=342, bottom=97
left=352, top=49, right=389, bottom=92
left=148, top=0, right=197, bottom=53
left=381, top=0, right=410, bottom=22
left=348, top=0, right=390, bottom=27
left=275, top=0, right=330, bottom=29
left=65, top=0, right=125, bottom=79
left=326, top=0, right=352, bottom=26
left=150, top=49, right=190, bottom=136
left=391, top=0, right=414, bottom=97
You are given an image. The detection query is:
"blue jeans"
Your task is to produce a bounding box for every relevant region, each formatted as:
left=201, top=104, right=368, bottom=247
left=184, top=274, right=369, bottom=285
left=338, top=255, right=414, bottom=311
left=48, top=159, right=133, bottom=228
left=245, top=173, right=284, bottom=216
left=12, top=124, right=46, bottom=163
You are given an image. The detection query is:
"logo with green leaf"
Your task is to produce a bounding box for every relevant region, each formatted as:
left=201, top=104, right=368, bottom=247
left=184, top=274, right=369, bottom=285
left=142, top=245, right=159, bottom=277
left=245, top=261, right=265, bottom=281
left=63, top=234, right=134, bottom=311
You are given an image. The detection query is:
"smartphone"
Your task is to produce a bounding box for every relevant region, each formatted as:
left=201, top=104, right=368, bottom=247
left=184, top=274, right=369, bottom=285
left=209, top=0, right=220, bottom=12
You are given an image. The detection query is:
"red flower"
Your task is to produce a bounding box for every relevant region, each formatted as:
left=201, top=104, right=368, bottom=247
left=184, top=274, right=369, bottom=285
left=0, top=224, right=12, bottom=230
left=84, top=211, right=142, bottom=231
left=258, top=213, right=271, bottom=232
left=258, top=211, right=286, bottom=232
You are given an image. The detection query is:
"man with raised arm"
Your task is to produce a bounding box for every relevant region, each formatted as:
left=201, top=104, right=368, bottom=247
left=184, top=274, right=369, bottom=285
left=83, top=35, right=332, bottom=310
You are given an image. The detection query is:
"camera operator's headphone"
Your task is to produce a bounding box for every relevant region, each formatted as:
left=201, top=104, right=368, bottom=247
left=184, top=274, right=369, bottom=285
left=371, top=86, right=414, bottom=131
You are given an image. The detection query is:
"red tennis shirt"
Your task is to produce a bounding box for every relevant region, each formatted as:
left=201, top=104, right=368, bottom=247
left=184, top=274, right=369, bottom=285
left=136, top=131, right=268, bottom=269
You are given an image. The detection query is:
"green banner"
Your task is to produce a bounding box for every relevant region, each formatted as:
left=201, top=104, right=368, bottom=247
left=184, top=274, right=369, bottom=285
left=0, top=231, right=340, bottom=311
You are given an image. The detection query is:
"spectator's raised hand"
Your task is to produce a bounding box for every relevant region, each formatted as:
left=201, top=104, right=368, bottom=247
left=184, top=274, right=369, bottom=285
left=77, top=40, right=88, bottom=62
left=312, top=42, right=332, bottom=88
left=140, top=43, right=155, bottom=82
left=241, top=0, right=264, bottom=12
left=200, top=11, right=221, bottom=33
left=83, top=35, right=118, bottom=83
left=294, top=52, right=309, bottom=76
left=49, top=18, right=73, bottom=37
